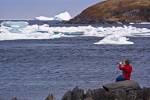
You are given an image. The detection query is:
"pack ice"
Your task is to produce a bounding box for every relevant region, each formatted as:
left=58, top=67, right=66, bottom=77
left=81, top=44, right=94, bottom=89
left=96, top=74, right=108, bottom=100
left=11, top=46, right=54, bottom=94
left=0, top=21, right=150, bottom=45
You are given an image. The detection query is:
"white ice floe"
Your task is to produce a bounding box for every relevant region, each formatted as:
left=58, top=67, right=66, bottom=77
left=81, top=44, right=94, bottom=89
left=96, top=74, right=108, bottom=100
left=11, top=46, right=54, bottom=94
left=130, top=22, right=150, bottom=25
left=35, top=11, right=72, bottom=21
left=1, top=21, right=29, bottom=28
left=1, top=21, right=29, bottom=33
left=94, top=35, right=134, bottom=45
left=139, top=22, right=150, bottom=24
left=35, top=16, right=54, bottom=21
left=0, top=32, right=51, bottom=41
left=1, top=21, right=150, bottom=42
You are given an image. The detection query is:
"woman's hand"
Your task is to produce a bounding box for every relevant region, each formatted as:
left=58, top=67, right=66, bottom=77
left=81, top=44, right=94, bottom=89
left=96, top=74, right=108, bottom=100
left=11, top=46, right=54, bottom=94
left=119, top=62, right=122, bottom=65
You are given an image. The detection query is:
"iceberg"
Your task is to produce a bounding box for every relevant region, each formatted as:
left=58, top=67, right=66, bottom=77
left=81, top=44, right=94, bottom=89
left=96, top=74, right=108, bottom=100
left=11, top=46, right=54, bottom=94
left=35, top=16, right=54, bottom=21
left=94, top=35, right=134, bottom=45
left=35, top=11, right=72, bottom=21
left=54, top=11, right=72, bottom=21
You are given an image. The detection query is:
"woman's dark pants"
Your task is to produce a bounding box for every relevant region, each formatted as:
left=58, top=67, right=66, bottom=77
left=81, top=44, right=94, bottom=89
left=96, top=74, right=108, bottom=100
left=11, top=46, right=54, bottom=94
left=116, top=75, right=126, bottom=82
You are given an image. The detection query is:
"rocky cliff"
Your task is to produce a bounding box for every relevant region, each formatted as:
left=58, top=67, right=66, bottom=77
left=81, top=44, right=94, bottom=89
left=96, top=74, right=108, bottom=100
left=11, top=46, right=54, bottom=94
left=70, top=0, right=150, bottom=24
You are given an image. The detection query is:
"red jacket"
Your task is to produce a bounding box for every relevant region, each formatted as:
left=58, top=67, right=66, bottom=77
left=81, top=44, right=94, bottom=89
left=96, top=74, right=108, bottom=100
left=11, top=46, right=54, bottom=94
left=119, top=64, right=132, bottom=80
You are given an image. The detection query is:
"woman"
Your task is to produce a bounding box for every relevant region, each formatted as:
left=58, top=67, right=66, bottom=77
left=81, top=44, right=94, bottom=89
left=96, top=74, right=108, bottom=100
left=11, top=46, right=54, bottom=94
left=116, top=59, right=133, bottom=82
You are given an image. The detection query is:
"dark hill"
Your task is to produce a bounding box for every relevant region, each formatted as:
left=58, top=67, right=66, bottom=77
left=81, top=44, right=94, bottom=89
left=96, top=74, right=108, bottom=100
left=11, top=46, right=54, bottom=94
left=70, top=0, right=150, bottom=24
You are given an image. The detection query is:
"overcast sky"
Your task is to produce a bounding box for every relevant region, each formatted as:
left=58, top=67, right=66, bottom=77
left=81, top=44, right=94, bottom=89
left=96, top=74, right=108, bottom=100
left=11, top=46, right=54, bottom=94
left=0, top=0, right=105, bottom=19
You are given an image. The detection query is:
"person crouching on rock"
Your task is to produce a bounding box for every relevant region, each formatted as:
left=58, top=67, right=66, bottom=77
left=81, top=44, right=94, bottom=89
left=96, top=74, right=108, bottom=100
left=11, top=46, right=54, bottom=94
left=116, top=59, right=133, bottom=82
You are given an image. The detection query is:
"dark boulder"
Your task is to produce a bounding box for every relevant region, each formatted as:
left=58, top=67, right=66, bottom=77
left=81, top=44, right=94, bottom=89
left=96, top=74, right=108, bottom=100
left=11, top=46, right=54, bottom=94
left=45, top=94, right=55, bottom=100
left=11, top=97, right=17, bottom=100
left=62, top=91, right=72, bottom=100
left=103, top=80, right=141, bottom=92
left=62, top=86, right=150, bottom=100
left=62, top=86, right=84, bottom=100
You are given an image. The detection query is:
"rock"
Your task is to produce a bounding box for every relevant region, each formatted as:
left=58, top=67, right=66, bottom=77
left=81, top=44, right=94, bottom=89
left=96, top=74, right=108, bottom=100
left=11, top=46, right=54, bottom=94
left=62, top=91, right=72, bottom=100
left=85, top=89, right=93, bottom=98
left=136, top=88, right=150, bottom=100
left=103, top=80, right=141, bottom=91
left=84, top=97, right=94, bottom=100
left=45, top=94, right=55, bottom=100
left=89, top=88, right=116, bottom=100
left=62, top=87, right=150, bottom=100
left=72, top=86, right=84, bottom=100
left=70, top=0, right=150, bottom=24
left=62, top=86, right=84, bottom=100
left=11, top=97, right=17, bottom=100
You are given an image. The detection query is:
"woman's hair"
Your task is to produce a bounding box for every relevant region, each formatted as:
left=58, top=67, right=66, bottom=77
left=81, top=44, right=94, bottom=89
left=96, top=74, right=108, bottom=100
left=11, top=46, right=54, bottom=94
left=125, top=59, right=130, bottom=65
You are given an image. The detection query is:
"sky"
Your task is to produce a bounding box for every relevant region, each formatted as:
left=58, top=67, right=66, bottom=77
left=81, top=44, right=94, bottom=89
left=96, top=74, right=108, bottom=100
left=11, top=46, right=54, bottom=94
left=0, top=0, right=105, bottom=19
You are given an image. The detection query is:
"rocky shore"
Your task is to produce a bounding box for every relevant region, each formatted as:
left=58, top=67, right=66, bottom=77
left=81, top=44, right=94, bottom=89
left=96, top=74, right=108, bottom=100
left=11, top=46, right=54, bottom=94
left=9, top=86, right=150, bottom=100
left=62, top=87, right=150, bottom=100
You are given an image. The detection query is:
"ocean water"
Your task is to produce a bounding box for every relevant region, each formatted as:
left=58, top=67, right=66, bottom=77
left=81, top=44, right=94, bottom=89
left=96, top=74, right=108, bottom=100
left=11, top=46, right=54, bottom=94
left=0, top=36, right=150, bottom=100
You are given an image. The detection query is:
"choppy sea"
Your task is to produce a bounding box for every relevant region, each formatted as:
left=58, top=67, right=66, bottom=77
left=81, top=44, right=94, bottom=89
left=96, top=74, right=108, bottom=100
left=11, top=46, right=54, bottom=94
left=0, top=20, right=150, bottom=100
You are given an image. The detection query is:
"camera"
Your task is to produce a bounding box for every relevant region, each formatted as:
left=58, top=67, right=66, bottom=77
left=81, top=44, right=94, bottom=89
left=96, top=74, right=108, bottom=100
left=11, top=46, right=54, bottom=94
left=119, top=61, right=122, bottom=65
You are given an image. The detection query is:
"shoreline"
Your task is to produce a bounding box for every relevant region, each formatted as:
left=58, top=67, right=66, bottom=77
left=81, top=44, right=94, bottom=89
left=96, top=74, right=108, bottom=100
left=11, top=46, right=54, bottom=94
left=9, top=86, right=150, bottom=100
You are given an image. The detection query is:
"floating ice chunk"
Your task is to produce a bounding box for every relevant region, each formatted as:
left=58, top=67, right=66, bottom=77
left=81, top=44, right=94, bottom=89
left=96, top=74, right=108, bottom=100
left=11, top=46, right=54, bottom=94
left=35, top=11, right=72, bottom=21
left=35, top=16, right=54, bottom=21
left=50, top=33, right=65, bottom=39
left=0, top=32, right=51, bottom=41
left=94, top=35, right=134, bottom=45
left=54, top=11, right=72, bottom=21
left=0, top=26, right=10, bottom=33
left=53, top=31, right=84, bottom=36
left=130, top=22, right=150, bottom=25
left=1, top=21, right=29, bottom=28
left=130, top=23, right=135, bottom=24
left=1, top=21, right=29, bottom=33
left=19, top=24, right=53, bottom=33
left=139, top=22, right=150, bottom=24
left=20, top=25, right=39, bottom=33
